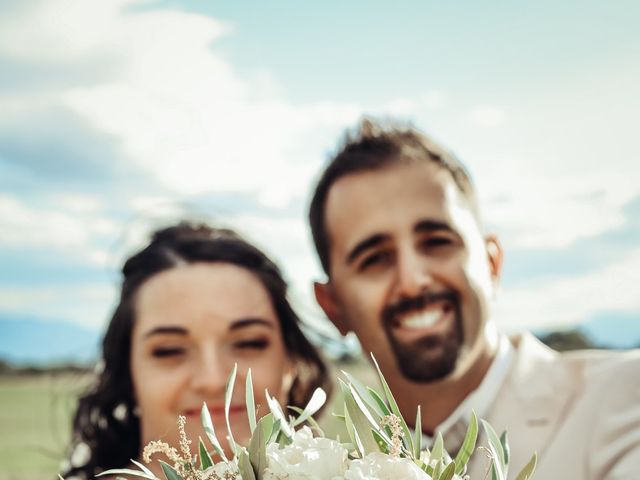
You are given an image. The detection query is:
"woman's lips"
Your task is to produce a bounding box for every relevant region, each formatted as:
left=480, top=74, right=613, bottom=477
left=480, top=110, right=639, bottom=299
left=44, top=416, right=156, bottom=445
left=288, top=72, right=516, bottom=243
left=183, top=405, right=247, bottom=418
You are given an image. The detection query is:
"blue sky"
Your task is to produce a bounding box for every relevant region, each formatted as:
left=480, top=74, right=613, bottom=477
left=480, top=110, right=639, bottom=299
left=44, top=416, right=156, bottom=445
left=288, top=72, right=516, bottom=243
left=1, top=0, right=639, bottom=359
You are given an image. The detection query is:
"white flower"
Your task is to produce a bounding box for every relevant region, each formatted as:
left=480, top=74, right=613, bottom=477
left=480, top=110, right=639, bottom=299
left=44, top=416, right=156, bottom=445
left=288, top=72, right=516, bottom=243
left=344, top=452, right=432, bottom=480
left=264, top=426, right=348, bottom=480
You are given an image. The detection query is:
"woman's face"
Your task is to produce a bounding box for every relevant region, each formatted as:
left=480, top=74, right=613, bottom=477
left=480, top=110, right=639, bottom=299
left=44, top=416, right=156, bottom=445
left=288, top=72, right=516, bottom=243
left=130, top=262, right=292, bottom=457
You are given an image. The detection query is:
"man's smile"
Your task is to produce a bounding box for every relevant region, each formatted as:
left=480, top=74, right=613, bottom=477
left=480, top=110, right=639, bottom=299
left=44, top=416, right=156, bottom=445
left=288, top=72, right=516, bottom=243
left=396, top=300, right=453, bottom=328
left=389, top=300, right=455, bottom=342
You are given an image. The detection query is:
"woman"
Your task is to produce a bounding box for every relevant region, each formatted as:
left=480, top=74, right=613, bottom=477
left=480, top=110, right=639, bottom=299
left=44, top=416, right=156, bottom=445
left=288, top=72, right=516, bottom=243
left=61, top=222, right=331, bottom=479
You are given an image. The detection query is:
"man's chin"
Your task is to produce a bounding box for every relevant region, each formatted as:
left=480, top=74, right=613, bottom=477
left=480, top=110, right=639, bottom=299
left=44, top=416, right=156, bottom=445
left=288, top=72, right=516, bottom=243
left=390, top=335, right=461, bottom=382
left=397, top=353, right=457, bottom=382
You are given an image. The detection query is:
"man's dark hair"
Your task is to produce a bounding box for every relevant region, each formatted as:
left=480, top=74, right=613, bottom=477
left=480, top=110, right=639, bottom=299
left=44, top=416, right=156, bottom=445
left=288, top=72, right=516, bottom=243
left=62, top=221, right=331, bottom=480
left=309, top=118, right=478, bottom=275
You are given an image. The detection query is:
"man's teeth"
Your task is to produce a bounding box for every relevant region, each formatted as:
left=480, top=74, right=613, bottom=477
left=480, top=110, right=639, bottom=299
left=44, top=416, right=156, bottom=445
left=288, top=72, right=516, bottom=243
left=400, top=310, right=443, bottom=329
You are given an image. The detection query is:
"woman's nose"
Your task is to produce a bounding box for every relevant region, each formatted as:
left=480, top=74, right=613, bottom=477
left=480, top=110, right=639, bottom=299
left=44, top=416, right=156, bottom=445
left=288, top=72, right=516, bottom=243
left=190, top=348, right=228, bottom=396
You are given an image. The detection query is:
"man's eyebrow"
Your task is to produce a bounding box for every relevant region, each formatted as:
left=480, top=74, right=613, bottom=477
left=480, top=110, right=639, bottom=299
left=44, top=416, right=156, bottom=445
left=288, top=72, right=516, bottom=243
left=414, top=219, right=455, bottom=233
left=346, top=233, right=389, bottom=265
left=229, top=318, right=275, bottom=331
left=144, top=326, right=188, bottom=338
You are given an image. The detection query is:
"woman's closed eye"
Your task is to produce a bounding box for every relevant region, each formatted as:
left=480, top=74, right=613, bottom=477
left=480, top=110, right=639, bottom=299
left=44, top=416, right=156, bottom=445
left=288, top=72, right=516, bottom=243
left=151, top=346, right=186, bottom=358
left=233, top=338, right=270, bottom=350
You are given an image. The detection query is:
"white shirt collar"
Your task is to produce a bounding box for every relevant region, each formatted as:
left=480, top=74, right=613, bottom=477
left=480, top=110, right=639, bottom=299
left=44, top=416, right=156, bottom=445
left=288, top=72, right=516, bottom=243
left=422, top=334, right=514, bottom=445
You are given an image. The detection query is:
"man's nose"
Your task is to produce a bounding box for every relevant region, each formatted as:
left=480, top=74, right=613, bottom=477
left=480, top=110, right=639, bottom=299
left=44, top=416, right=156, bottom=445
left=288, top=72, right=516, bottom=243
left=190, top=348, right=228, bottom=396
left=396, top=248, right=433, bottom=299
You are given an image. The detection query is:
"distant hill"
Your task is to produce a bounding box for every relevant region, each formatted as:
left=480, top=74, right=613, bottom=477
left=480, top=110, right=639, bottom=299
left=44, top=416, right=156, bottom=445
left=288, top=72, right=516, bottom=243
left=0, top=313, right=100, bottom=365
left=579, top=312, right=640, bottom=349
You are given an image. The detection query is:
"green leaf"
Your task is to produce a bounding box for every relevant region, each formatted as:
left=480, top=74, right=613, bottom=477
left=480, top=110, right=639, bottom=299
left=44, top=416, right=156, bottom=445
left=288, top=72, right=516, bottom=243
left=246, top=368, right=257, bottom=434
left=265, top=390, right=293, bottom=438
left=341, top=370, right=384, bottom=418
left=225, top=363, right=238, bottom=454
left=159, top=461, right=183, bottom=480
left=248, top=414, right=273, bottom=480
left=432, top=458, right=443, bottom=479
left=500, top=430, right=510, bottom=467
left=201, top=402, right=227, bottom=461
left=348, top=384, right=394, bottom=449
left=371, top=429, right=391, bottom=454
left=453, top=411, right=478, bottom=474
left=481, top=420, right=507, bottom=480
left=343, top=385, right=381, bottom=455
left=514, top=452, right=537, bottom=480
left=339, top=381, right=362, bottom=458
left=198, top=438, right=213, bottom=470
left=366, top=387, right=392, bottom=417
left=292, top=387, right=327, bottom=426
left=96, top=468, right=158, bottom=479
left=370, top=354, right=415, bottom=454
left=431, top=432, right=444, bottom=463
left=132, top=459, right=157, bottom=478
left=343, top=401, right=364, bottom=458
left=413, top=405, right=422, bottom=459
left=438, top=461, right=456, bottom=480
left=288, top=405, right=324, bottom=436
left=238, top=447, right=257, bottom=480
left=269, top=418, right=282, bottom=443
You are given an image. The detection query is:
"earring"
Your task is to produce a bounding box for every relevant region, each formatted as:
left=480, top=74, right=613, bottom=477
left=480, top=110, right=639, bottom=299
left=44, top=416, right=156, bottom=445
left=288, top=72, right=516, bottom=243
left=113, top=403, right=128, bottom=421
left=132, top=405, right=141, bottom=417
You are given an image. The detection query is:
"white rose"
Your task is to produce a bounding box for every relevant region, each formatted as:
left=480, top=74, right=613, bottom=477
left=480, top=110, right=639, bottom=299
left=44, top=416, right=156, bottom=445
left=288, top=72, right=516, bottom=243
left=344, top=452, right=432, bottom=480
left=264, top=426, right=348, bottom=480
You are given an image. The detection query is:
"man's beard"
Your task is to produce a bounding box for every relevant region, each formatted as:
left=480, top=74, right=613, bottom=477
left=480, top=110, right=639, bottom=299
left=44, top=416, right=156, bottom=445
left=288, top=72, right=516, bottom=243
left=382, top=290, right=463, bottom=382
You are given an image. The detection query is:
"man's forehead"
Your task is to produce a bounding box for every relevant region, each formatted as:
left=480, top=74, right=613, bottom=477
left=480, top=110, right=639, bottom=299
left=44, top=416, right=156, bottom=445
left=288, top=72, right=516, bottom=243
left=323, top=162, right=458, bottom=254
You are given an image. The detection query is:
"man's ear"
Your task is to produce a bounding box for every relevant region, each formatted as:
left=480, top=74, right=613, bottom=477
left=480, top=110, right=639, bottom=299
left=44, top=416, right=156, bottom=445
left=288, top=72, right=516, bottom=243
left=485, top=235, right=504, bottom=284
left=314, top=281, right=349, bottom=336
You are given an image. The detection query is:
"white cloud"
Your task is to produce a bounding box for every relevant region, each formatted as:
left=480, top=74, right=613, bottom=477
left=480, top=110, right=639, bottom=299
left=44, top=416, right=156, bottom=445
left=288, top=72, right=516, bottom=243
left=0, top=193, right=117, bottom=265
left=0, top=282, right=116, bottom=328
left=480, top=171, right=635, bottom=248
left=1, top=0, right=639, bottom=339
left=469, top=105, right=506, bottom=127
left=0, top=0, right=361, bottom=207
left=494, top=247, right=640, bottom=332
left=421, top=91, right=448, bottom=110
left=49, top=193, right=105, bottom=214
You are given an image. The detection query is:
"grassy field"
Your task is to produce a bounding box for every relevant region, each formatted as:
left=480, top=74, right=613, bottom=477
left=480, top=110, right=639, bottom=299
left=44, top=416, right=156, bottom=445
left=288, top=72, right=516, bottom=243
left=0, top=359, right=377, bottom=480
left=0, top=373, right=91, bottom=480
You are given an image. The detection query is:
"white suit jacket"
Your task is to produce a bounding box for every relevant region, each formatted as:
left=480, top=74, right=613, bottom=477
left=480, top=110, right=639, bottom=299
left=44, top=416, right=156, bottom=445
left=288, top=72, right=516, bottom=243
left=467, top=333, right=640, bottom=479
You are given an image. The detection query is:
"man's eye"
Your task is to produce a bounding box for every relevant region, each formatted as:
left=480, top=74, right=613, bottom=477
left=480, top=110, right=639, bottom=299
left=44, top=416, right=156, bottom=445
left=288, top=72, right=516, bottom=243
left=151, top=347, right=185, bottom=358
left=234, top=339, right=269, bottom=350
left=359, top=251, right=393, bottom=271
left=422, top=236, right=453, bottom=248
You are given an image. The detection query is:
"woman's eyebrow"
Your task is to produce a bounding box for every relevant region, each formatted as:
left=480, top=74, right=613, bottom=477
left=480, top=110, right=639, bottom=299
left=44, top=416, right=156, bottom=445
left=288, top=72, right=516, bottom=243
left=229, top=318, right=275, bottom=331
left=143, top=326, right=188, bottom=338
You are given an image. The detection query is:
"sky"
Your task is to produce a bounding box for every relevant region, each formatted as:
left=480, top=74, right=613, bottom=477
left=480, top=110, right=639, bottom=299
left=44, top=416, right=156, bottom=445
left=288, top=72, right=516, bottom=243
left=1, top=0, right=639, bottom=359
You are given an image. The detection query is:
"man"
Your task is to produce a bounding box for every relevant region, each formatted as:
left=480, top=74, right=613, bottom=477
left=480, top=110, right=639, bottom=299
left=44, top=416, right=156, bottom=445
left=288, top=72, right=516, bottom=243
left=309, top=119, right=640, bottom=479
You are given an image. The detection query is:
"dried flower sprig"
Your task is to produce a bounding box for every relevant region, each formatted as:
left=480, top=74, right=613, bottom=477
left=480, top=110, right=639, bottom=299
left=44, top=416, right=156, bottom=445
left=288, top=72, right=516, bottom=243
left=381, top=413, right=404, bottom=457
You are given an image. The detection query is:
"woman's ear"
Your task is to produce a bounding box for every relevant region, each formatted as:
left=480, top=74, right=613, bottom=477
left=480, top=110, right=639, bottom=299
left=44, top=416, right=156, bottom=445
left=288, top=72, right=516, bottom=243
left=314, top=281, right=349, bottom=336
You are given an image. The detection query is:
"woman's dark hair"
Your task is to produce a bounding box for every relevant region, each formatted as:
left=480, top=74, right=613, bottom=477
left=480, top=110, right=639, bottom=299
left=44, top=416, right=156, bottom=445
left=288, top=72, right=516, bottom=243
left=62, top=221, right=331, bottom=479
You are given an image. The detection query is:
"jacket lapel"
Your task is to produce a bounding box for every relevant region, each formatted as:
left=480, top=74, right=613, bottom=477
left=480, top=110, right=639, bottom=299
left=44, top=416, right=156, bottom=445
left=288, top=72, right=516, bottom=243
left=483, top=333, right=580, bottom=476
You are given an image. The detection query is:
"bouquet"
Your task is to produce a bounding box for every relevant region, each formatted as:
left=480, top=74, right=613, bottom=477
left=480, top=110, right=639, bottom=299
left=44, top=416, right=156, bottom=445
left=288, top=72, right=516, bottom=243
left=87, top=357, right=537, bottom=480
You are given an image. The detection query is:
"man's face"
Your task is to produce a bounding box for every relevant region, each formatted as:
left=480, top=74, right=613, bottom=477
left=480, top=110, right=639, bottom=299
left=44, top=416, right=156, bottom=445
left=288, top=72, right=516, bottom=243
left=316, top=160, right=501, bottom=382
